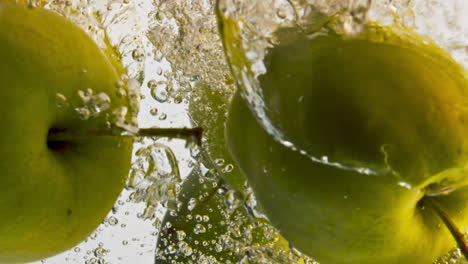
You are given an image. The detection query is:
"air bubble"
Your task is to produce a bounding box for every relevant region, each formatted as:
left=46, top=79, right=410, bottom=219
left=177, top=230, right=186, bottom=241
left=214, top=158, right=225, bottom=167
left=107, top=216, right=119, bottom=226
left=159, top=113, right=167, bottom=120
left=74, top=89, right=111, bottom=120
left=76, top=107, right=91, bottom=120
left=276, top=9, right=287, bottom=19
left=223, top=164, right=234, bottom=173
left=147, top=79, right=158, bottom=89
left=150, top=84, right=169, bottom=103
left=150, top=108, right=159, bottom=116
left=177, top=241, right=193, bottom=256
left=190, top=146, right=200, bottom=158
left=212, top=243, right=223, bottom=253
left=174, top=96, right=183, bottom=104
left=195, top=214, right=203, bottom=222
left=94, top=93, right=111, bottom=112
left=93, top=247, right=108, bottom=258
left=85, top=259, right=101, bottom=264
left=154, top=51, right=163, bottom=62
left=194, top=224, right=207, bottom=234
left=156, top=66, right=163, bottom=75
left=55, top=93, right=68, bottom=108
left=166, top=245, right=177, bottom=254
left=187, top=198, right=197, bottom=211
left=132, top=48, right=145, bottom=62
left=116, top=88, right=127, bottom=98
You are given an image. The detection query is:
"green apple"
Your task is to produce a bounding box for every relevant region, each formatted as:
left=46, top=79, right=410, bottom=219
left=183, top=70, right=315, bottom=262
left=155, top=168, right=311, bottom=264
left=225, top=26, right=468, bottom=264
left=155, top=169, right=245, bottom=264
left=0, top=3, right=134, bottom=262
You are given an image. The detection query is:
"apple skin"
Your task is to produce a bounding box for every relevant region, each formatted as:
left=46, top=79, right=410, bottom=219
left=0, top=3, right=133, bottom=263
left=226, top=28, right=468, bottom=263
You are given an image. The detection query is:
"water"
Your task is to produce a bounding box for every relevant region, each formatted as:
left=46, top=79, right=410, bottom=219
left=22, top=0, right=468, bottom=263
left=218, top=0, right=396, bottom=179
left=217, top=0, right=468, bottom=184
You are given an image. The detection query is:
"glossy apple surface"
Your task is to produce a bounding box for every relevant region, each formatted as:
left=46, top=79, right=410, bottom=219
left=226, top=27, right=468, bottom=264
left=0, top=3, right=133, bottom=262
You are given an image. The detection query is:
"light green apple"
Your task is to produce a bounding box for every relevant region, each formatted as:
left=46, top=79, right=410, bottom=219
left=226, top=26, right=468, bottom=264
left=155, top=169, right=247, bottom=264
left=155, top=168, right=311, bottom=264
left=0, top=3, right=134, bottom=263
left=181, top=67, right=314, bottom=262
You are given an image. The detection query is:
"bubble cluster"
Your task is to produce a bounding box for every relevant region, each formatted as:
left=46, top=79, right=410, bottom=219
left=74, top=88, right=111, bottom=120
left=127, top=143, right=183, bottom=215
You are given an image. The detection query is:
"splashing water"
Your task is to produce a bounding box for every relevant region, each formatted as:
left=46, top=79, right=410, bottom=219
left=216, top=0, right=401, bottom=178
left=216, top=0, right=468, bottom=190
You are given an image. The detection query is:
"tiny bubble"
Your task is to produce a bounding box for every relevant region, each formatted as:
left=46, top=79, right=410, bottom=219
left=150, top=108, right=158, bottom=116
left=132, top=48, right=145, bottom=62
left=158, top=113, right=167, bottom=120
left=107, top=216, right=118, bottom=226
left=55, top=93, right=68, bottom=108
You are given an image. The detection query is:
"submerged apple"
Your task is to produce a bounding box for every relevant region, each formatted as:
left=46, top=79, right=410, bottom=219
left=226, top=26, right=468, bottom=264
left=155, top=168, right=311, bottom=263
left=0, top=3, right=134, bottom=262
left=155, top=170, right=248, bottom=263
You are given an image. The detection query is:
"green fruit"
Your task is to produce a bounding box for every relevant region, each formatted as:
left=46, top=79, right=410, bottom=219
left=226, top=26, right=468, bottom=264
left=184, top=66, right=313, bottom=263
left=155, top=169, right=244, bottom=264
left=0, top=3, right=133, bottom=262
left=155, top=168, right=311, bottom=264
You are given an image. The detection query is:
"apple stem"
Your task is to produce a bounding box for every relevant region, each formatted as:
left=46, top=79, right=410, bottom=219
left=48, top=127, right=203, bottom=145
left=134, top=127, right=203, bottom=145
left=425, top=198, right=468, bottom=260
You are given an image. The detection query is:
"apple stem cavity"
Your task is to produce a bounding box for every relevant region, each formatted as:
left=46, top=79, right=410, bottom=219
left=47, top=127, right=203, bottom=146
left=425, top=198, right=468, bottom=260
